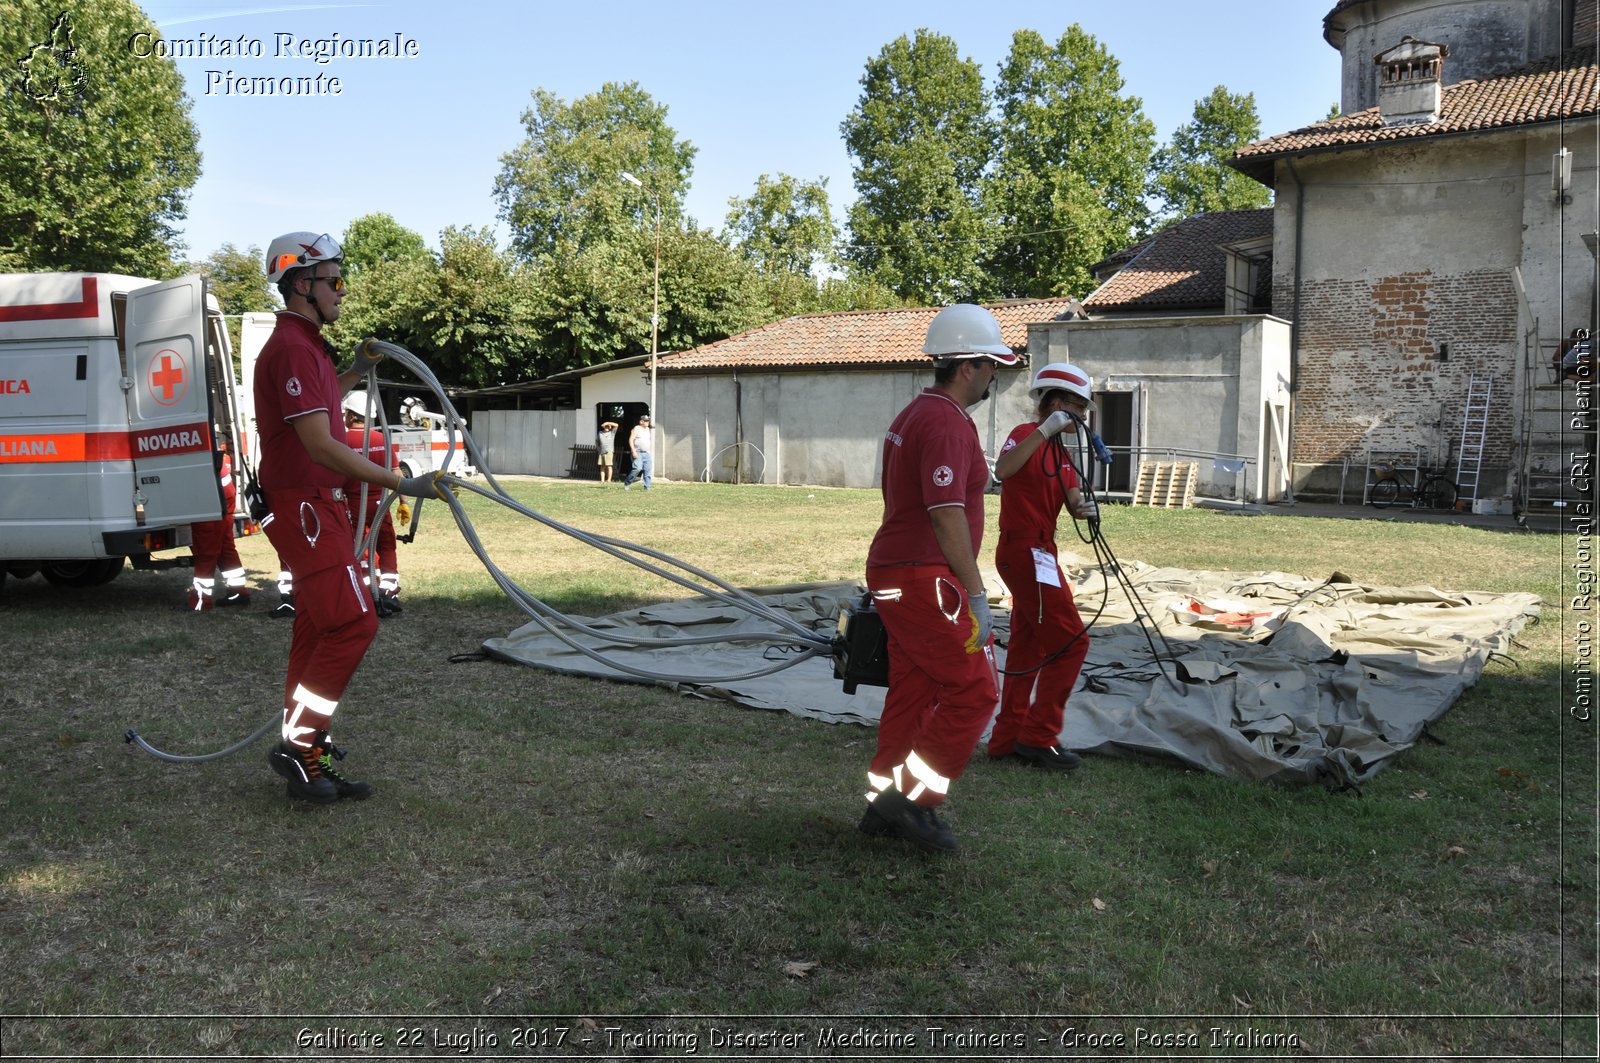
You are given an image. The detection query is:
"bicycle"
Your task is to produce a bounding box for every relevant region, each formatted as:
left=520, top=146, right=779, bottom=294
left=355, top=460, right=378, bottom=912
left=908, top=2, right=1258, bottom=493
left=1368, top=462, right=1458, bottom=510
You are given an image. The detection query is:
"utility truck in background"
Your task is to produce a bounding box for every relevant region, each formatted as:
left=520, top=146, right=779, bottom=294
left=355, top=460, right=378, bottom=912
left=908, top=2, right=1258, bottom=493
left=0, top=273, right=246, bottom=594
left=239, top=311, right=475, bottom=480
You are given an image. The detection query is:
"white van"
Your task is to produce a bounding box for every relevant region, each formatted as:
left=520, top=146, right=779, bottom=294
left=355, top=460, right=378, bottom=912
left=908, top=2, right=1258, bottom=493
left=0, top=273, right=245, bottom=592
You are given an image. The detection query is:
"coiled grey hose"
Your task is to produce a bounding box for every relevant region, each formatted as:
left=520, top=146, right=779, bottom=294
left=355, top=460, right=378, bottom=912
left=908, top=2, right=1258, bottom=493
left=129, top=339, right=836, bottom=763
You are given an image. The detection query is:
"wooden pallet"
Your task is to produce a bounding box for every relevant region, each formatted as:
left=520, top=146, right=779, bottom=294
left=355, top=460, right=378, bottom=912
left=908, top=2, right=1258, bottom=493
left=1132, top=460, right=1198, bottom=508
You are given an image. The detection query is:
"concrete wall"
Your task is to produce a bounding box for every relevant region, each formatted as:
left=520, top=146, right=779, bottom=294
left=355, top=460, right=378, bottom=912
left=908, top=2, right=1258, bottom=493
left=655, top=367, right=1030, bottom=489
left=1329, top=0, right=1566, bottom=114
left=1029, top=315, right=1293, bottom=502
left=471, top=409, right=580, bottom=476
left=580, top=364, right=648, bottom=437
left=1269, top=120, right=1596, bottom=497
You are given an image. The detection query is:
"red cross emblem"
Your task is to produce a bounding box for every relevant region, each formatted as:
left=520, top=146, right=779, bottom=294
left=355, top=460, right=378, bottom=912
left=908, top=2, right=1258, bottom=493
left=148, top=350, right=187, bottom=407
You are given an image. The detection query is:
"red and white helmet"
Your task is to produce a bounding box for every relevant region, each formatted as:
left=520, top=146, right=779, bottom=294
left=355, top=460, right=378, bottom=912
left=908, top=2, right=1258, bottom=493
left=1028, top=362, right=1092, bottom=403
left=265, top=231, right=343, bottom=284
left=921, top=304, right=1019, bottom=365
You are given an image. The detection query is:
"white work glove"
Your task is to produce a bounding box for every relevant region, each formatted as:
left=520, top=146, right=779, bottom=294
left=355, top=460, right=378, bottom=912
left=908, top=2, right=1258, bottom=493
left=1038, top=410, right=1073, bottom=439
left=348, top=337, right=386, bottom=372
left=397, top=470, right=449, bottom=501
left=967, top=590, right=993, bottom=648
left=1077, top=500, right=1100, bottom=523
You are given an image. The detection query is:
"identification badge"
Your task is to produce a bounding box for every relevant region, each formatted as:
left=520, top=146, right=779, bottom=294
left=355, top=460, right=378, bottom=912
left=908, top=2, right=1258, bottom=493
left=1031, top=547, right=1061, bottom=588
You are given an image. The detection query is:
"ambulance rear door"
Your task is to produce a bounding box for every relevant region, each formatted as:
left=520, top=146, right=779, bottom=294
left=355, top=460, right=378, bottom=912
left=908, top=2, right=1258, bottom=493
left=120, top=275, right=225, bottom=529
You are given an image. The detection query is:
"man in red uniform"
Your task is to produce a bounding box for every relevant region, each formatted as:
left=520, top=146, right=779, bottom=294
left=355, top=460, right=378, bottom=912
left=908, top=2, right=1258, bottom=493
left=255, top=231, right=446, bottom=804
left=342, top=393, right=405, bottom=617
left=990, top=362, right=1099, bottom=771
left=859, top=303, right=1018, bottom=854
left=187, top=432, right=251, bottom=610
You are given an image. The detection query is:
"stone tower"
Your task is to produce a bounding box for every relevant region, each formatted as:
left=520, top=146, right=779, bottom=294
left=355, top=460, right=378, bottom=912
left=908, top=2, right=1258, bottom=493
left=1322, top=0, right=1588, bottom=115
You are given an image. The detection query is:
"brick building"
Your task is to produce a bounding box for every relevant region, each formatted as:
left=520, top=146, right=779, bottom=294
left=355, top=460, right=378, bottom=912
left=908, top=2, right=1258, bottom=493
left=1228, top=0, right=1599, bottom=506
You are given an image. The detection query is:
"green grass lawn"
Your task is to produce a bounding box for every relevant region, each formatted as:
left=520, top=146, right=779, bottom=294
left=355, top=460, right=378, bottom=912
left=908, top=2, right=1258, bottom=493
left=0, top=479, right=1592, bottom=1058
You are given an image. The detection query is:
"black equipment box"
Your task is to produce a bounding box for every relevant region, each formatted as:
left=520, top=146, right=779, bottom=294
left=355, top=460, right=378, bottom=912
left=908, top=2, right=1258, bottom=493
left=833, top=593, right=890, bottom=694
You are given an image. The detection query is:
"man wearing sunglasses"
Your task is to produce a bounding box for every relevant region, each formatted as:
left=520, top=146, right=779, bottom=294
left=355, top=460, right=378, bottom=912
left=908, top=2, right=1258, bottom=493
left=254, top=230, right=447, bottom=804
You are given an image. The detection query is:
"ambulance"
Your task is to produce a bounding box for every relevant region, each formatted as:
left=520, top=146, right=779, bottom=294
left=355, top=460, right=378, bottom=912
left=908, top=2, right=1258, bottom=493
left=0, top=273, right=245, bottom=593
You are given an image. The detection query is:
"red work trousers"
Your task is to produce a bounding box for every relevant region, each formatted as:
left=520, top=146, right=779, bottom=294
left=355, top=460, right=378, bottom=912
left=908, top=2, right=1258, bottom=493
left=992, top=532, right=1089, bottom=754
left=346, top=497, right=398, bottom=593
left=263, top=490, right=378, bottom=739
left=190, top=516, right=242, bottom=584
left=866, top=563, right=998, bottom=808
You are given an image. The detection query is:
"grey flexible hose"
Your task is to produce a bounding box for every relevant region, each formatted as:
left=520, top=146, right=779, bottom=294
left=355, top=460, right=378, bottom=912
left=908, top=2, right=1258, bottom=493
left=129, top=340, right=836, bottom=762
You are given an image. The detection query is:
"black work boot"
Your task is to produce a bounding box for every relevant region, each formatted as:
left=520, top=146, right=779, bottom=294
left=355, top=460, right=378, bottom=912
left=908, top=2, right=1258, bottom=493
left=857, top=800, right=898, bottom=838
left=316, top=738, right=373, bottom=800
left=1014, top=743, right=1082, bottom=772
left=268, top=740, right=337, bottom=804
left=867, top=786, right=960, bottom=854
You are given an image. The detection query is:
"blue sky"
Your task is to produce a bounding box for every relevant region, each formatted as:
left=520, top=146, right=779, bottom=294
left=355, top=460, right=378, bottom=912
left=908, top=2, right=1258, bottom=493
left=137, top=1, right=1346, bottom=261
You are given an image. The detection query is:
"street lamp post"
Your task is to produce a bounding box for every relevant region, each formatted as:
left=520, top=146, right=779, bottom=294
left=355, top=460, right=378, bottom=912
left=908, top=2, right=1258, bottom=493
left=620, top=170, right=660, bottom=470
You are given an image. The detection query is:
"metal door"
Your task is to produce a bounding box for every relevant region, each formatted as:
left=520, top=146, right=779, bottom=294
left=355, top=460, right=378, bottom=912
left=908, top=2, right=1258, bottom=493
left=123, top=275, right=224, bottom=526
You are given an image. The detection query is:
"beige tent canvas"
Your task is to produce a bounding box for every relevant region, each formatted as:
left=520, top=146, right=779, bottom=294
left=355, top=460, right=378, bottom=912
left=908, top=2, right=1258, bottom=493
left=482, top=561, right=1539, bottom=789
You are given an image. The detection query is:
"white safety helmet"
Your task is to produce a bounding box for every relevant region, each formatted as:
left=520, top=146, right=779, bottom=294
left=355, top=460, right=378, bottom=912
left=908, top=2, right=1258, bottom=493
left=1028, top=362, right=1093, bottom=403
left=921, top=304, right=1019, bottom=365
left=265, top=231, right=343, bottom=285
left=342, top=390, right=375, bottom=419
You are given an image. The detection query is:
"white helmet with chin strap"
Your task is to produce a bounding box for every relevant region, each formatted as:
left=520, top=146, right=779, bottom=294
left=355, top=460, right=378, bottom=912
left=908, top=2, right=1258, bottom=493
left=1028, top=362, right=1092, bottom=403
left=922, top=304, right=1019, bottom=366
left=265, top=231, right=343, bottom=285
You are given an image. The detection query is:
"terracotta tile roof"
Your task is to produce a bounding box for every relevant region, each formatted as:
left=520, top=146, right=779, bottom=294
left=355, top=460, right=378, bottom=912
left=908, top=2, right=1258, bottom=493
left=1232, top=44, right=1598, bottom=182
left=1083, top=209, right=1273, bottom=313
left=655, top=297, right=1086, bottom=372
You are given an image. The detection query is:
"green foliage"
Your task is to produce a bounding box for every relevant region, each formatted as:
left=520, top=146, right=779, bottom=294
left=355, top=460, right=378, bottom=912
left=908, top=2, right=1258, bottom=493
left=725, top=173, right=838, bottom=277
left=341, top=212, right=430, bottom=275
left=651, top=224, right=770, bottom=353
left=840, top=30, right=997, bottom=304
left=754, top=269, right=907, bottom=320
left=420, top=226, right=540, bottom=387
left=330, top=226, right=538, bottom=389
left=1152, top=85, right=1272, bottom=223
left=0, top=0, right=201, bottom=274
left=494, top=81, right=695, bottom=261
left=984, top=26, right=1157, bottom=298
left=187, top=243, right=275, bottom=355
left=524, top=225, right=769, bottom=374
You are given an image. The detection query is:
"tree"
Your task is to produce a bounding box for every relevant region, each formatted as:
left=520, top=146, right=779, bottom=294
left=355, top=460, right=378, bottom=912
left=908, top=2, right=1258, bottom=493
left=494, top=82, right=695, bottom=261
left=725, top=173, right=838, bottom=278
left=985, top=26, right=1157, bottom=299
left=341, top=213, right=430, bottom=275
left=0, top=0, right=201, bottom=273
left=188, top=243, right=275, bottom=357
left=327, top=227, right=540, bottom=389
left=525, top=223, right=769, bottom=376
left=1152, top=85, right=1271, bottom=222
left=840, top=30, right=997, bottom=304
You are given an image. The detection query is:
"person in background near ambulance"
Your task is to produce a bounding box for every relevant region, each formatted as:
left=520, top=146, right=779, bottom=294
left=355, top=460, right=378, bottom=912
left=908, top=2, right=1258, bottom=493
left=255, top=231, right=449, bottom=804
left=858, top=303, right=1017, bottom=854
left=186, top=431, right=251, bottom=611
left=342, top=393, right=406, bottom=617
left=988, top=362, right=1099, bottom=772
left=596, top=420, right=618, bottom=483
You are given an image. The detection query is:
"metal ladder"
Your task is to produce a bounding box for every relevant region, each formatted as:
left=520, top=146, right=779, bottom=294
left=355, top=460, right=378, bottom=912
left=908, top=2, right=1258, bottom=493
left=1456, top=376, right=1492, bottom=504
